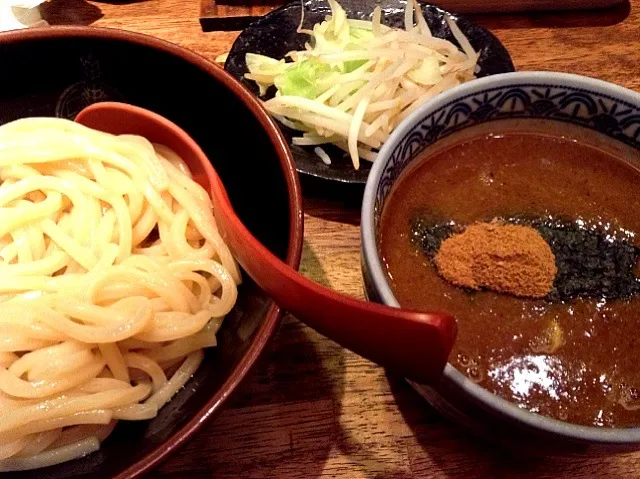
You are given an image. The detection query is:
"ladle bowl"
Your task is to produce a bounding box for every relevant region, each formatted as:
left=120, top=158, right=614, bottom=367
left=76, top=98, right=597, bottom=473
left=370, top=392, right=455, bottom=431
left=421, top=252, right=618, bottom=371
left=76, top=101, right=457, bottom=384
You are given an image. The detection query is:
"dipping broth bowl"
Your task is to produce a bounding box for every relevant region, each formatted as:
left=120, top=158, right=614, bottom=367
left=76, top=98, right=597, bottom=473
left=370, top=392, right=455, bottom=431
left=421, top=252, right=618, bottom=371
left=0, top=27, right=303, bottom=478
left=361, top=71, right=640, bottom=455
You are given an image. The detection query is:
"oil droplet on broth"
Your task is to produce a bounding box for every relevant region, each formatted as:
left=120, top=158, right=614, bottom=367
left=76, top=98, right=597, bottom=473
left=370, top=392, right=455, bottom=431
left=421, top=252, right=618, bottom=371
left=530, top=335, right=553, bottom=354
left=457, top=353, right=470, bottom=367
left=529, top=320, right=564, bottom=354
left=619, top=386, right=640, bottom=411
left=468, top=365, right=485, bottom=383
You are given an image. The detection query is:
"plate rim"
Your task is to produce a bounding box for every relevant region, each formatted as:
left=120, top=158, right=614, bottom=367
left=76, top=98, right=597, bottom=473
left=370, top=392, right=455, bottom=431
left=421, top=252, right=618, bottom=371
left=224, top=1, right=515, bottom=185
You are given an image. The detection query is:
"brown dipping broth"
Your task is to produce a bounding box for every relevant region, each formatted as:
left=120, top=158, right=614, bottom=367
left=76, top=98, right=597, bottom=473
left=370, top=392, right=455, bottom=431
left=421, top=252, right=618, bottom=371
left=379, top=120, right=640, bottom=427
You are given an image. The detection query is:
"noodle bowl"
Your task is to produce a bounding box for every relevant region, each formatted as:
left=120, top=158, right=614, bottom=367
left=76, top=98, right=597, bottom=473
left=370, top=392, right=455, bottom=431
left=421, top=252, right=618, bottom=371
left=0, top=118, right=240, bottom=471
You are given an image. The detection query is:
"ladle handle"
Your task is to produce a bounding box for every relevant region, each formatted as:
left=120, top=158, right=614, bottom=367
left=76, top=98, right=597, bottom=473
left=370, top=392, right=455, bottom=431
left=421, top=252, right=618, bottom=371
left=210, top=180, right=457, bottom=384
left=74, top=101, right=457, bottom=385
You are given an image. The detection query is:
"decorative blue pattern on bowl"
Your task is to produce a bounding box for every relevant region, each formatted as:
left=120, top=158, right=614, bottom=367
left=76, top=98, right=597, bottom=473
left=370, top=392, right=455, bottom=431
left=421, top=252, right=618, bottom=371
left=373, top=82, right=640, bottom=233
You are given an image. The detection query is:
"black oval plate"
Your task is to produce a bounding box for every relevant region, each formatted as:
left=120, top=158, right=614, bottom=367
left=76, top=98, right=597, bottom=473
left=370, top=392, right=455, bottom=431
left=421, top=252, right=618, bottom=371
left=225, top=0, right=515, bottom=184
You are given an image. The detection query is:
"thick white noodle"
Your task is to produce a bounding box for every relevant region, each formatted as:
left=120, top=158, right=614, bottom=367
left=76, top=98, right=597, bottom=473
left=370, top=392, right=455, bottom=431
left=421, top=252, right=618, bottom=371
left=0, top=118, right=240, bottom=470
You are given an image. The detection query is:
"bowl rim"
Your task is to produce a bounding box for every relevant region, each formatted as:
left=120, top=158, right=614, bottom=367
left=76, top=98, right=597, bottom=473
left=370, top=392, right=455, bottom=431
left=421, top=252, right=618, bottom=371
left=361, top=70, right=640, bottom=443
left=0, top=25, right=304, bottom=477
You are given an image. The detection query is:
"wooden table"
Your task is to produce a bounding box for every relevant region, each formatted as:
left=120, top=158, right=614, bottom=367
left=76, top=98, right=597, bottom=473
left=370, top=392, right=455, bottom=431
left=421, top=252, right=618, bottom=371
left=43, top=1, right=640, bottom=477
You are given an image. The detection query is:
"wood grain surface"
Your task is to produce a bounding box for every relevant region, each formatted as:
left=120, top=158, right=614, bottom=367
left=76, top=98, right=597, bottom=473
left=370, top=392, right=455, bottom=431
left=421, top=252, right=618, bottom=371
left=197, top=0, right=628, bottom=31
left=42, top=0, right=640, bottom=477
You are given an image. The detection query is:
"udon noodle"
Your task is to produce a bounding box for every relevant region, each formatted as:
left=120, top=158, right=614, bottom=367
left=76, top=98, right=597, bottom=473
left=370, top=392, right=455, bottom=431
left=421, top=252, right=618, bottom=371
left=0, top=118, right=240, bottom=471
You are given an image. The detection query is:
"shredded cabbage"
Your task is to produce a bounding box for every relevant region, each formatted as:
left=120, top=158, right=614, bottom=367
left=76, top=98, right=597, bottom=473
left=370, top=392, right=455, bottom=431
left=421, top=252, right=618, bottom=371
left=244, top=0, right=479, bottom=169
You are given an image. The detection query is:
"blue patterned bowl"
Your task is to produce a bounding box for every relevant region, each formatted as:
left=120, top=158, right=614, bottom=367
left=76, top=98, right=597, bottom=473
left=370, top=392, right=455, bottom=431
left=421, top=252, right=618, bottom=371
left=361, top=72, right=640, bottom=454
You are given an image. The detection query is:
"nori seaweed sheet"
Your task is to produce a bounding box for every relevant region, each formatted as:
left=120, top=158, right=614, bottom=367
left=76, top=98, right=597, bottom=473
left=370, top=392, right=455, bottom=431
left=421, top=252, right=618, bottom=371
left=409, top=215, right=640, bottom=301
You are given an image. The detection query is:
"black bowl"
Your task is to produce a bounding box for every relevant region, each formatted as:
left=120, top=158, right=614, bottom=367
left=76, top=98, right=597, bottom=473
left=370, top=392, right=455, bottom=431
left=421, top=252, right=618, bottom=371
left=225, top=0, right=515, bottom=185
left=0, top=26, right=303, bottom=479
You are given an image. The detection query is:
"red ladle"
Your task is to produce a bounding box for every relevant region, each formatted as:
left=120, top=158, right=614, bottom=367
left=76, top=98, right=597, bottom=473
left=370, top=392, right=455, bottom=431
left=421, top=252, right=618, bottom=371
left=75, top=102, right=457, bottom=384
